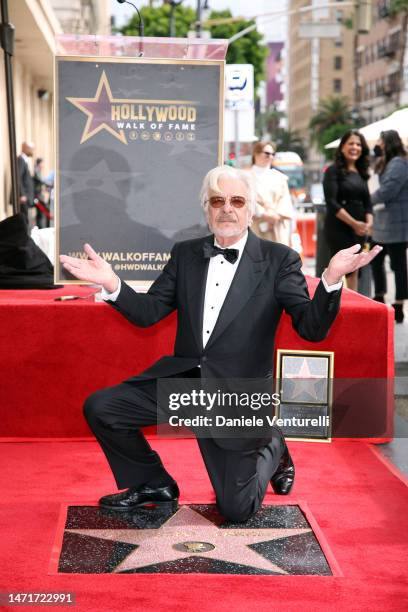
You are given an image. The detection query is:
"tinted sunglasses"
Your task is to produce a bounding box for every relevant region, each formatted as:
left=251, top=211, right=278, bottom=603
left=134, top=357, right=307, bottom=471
left=208, top=195, right=247, bottom=209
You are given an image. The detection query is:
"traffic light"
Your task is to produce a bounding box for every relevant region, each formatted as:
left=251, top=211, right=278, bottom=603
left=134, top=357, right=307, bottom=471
left=357, top=0, right=372, bottom=34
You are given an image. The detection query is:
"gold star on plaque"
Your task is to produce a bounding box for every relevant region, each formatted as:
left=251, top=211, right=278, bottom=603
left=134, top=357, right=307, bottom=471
left=66, top=71, right=127, bottom=145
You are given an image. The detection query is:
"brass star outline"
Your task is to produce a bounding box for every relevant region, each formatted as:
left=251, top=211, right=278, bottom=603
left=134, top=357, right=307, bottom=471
left=66, top=71, right=127, bottom=145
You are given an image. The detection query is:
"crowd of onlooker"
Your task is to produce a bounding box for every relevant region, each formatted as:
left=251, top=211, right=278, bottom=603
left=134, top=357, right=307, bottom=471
left=249, top=132, right=408, bottom=323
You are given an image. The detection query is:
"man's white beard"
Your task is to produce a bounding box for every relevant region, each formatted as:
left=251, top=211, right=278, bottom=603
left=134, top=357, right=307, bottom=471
left=207, top=214, right=252, bottom=238
left=210, top=225, right=244, bottom=238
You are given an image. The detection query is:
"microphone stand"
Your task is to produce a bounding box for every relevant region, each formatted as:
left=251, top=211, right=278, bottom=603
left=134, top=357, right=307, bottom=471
left=116, top=0, right=144, bottom=57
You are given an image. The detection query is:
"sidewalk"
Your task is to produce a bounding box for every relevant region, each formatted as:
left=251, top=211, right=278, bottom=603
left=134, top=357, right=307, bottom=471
left=303, top=254, right=408, bottom=476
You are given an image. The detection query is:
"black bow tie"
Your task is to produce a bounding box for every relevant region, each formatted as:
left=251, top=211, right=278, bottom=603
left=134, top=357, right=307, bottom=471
left=203, top=242, right=239, bottom=264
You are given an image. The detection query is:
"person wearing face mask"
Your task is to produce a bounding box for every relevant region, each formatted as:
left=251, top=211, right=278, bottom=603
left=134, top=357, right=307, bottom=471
left=369, top=130, right=408, bottom=323
left=248, top=141, right=295, bottom=246
left=323, top=130, right=373, bottom=292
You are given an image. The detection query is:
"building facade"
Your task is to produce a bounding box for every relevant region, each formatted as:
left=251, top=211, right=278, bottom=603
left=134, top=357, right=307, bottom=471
left=0, top=0, right=110, bottom=221
left=266, top=42, right=285, bottom=108
left=51, top=0, right=110, bottom=36
left=287, top=0, right=354, bottom=179
left=356, top=0, right=408, bottom=123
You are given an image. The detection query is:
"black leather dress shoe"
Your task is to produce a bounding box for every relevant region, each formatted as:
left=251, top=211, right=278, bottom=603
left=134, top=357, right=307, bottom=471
left=270, top=446, right=295, bottom=495
left=99, top=482, right=180, bottom=512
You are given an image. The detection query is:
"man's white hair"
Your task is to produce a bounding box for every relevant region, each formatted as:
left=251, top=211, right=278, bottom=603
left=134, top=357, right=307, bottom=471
left=199, top=165, right=257, bottom=216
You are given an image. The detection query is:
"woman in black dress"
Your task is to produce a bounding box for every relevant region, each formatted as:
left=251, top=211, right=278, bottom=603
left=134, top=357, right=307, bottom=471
left=323, top=130, right=373, bottom=291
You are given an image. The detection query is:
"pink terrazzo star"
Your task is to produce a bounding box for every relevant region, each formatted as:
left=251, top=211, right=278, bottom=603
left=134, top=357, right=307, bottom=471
left=67, top=506, right=311, bottom=573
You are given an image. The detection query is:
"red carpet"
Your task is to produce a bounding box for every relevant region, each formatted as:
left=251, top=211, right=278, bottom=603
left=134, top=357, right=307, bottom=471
left=1, top=439, right=407, bottom=611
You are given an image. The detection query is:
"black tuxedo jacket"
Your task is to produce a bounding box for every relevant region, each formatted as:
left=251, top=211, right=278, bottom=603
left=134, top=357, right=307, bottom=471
left=17, top=155, right=34, bottom=205
left=108, top=230, right=341, bottom=449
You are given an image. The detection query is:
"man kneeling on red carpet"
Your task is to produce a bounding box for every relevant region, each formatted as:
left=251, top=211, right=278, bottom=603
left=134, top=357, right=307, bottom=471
left=60, top=166, right=381, bottom=522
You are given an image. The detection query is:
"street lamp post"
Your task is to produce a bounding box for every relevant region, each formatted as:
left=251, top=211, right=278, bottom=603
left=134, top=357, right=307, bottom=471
left=195, top=1, right=209, bottom=38
left=195, top=0, right=202, bottom=38
left=168, top=1, right=183, bottom=38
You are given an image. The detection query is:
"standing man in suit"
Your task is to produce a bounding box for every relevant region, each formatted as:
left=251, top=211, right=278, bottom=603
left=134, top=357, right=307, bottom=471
left=17, top=142, right=35, bottom=224
left=60, top=165, right=381, bottom=522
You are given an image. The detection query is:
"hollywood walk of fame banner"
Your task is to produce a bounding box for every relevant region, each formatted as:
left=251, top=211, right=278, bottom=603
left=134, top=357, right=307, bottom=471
left=54, top=44, right=226, bottom=288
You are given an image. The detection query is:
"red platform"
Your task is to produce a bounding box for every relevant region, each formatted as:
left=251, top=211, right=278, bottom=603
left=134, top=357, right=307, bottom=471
left=0, top=277, right=394, bottom=438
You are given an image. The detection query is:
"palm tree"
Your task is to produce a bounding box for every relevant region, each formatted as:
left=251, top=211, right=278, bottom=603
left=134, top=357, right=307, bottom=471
left=309, top=96, right=353, bottom=138
left=274, top=128, right=306, bottom=159
left=309, top=96, right=354, bottom=153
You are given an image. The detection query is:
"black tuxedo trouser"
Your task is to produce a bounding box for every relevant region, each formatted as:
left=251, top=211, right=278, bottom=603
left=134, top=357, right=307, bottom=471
left=83, top=371, right=286, bottom=522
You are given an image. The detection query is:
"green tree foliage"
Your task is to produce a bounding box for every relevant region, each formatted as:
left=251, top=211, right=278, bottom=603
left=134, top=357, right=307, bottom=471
left=309, top=96, right=355, bottom=154
left=208, top=11, right=268, bottom=91
left=390, top=0, right=408, bottom=14
left=119, top=7, right=268, bottom=93
left=119, top=3, right=196, bottom=38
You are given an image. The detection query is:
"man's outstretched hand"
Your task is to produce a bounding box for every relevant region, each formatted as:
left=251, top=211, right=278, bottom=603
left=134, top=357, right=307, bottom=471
left=324, top=243, right=383, bottom=286
left=60, top=244, right=119, bottom=293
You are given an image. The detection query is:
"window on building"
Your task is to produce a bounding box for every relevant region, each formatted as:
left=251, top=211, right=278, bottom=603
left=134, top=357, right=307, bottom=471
left=334, top=38, right=343, bottom=47
left=334, top=79, right=342, bottom=93
left=334, top=56, right=343, bottom=70
left=335, top=10, right=343, bottom=23
left=388, top=72, right=400, bottom=93
left=364, top=83, right=369, bottom=100
left=366, top=46, right=372, bottom=64
left=378, top=0, right=391, bottom=20
left=377, top=39, right=386, bottom=58
left=389, top=31, right=400, bottom=53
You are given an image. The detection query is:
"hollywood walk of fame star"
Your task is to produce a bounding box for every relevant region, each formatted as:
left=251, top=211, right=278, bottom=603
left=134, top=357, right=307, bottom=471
left=66, top=506, right=311, bottom=574
left=67, top=71, right=198, bottom=146
left=284, top=358, right=327, bottom=402
left=67, top=72, right=127, bottom=145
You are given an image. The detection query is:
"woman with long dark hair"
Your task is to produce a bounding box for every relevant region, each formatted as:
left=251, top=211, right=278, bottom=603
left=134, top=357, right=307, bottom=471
left=323, top=130, right=373, bottom=291
left=370, top=129, right=408, bottom=322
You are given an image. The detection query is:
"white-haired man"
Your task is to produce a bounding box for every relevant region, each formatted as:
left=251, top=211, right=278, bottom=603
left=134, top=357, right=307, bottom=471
left=61, top=165, right=381, bottom=522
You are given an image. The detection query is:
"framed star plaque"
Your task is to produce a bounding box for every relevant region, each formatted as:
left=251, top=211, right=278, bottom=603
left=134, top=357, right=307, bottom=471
left=275, top=349, right=334, bottom=442
left=54, top=36, right=228, bottom=288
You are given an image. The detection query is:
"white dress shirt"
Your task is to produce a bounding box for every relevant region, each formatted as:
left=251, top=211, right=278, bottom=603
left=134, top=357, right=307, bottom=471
left=101, top=234, right=342, bottom=335
left=202, top=231, right=248, bottom=347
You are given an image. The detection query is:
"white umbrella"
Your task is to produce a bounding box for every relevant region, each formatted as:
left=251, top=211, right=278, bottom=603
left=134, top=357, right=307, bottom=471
left=325, top=108, right=408, bottom=149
